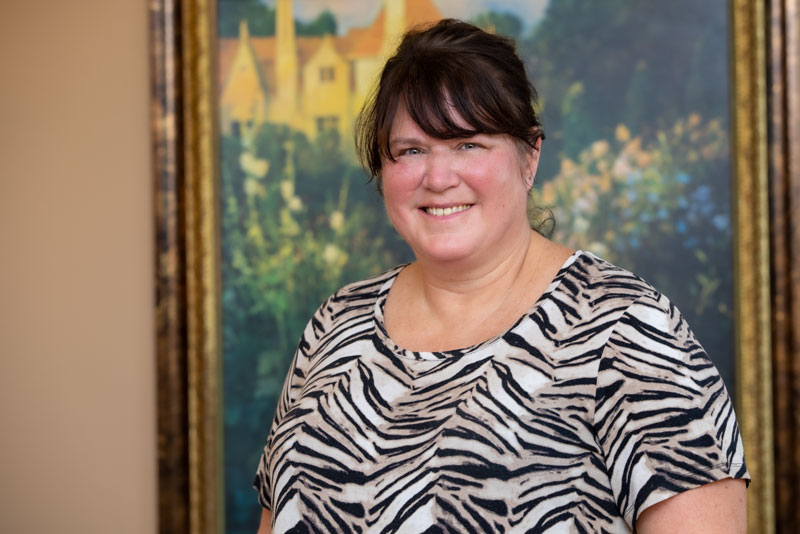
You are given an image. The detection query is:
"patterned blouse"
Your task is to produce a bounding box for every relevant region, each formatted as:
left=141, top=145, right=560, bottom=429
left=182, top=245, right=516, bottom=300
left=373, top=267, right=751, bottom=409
left=254, top=250, right=749, bottom=533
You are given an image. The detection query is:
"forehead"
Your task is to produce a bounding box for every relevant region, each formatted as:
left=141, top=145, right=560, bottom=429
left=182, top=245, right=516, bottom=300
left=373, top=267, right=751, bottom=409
left=388, top=102, right=474, bottom=140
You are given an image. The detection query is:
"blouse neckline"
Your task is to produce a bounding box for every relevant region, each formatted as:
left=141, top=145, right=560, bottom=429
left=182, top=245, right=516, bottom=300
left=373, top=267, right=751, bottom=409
left=373, top=249, right=587, bottom=361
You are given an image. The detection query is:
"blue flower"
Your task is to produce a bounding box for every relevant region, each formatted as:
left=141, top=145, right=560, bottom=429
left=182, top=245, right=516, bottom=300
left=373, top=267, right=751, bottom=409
left=712, top=214, right=729, bottom=231
left=692, top=185, right=712, bottom=203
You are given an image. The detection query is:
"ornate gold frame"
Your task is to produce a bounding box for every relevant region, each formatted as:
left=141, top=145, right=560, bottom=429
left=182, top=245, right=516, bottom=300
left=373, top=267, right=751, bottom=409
left=731, top=1, right=775, bottom=532
left=151, top=0, right=221, bottom=532
left=151, top=0, right=778, bottom=532
left=768, top=0, right=800, bottom=530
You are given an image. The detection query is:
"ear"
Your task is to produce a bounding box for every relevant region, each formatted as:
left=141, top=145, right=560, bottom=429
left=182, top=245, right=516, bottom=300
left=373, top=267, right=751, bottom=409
left=523, top=138, right=542, bottom=190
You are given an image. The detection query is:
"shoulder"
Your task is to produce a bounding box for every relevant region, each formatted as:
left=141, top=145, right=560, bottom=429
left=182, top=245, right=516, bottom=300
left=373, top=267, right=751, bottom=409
left=569, top=252, right=704, bottom=377
left=324, top=265, right=404, bottom=320
left=555, top=251, right=710, bottom=383
left=552, top=251, right=667, bottom=336
left=302, top=265, right=405, bottom=347
left=566, top=251, right=660, bottom=305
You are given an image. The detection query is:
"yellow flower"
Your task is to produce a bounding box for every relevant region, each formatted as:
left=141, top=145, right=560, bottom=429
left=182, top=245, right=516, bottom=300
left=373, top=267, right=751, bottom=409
left=591, top=140, right=610, bottom=159
left=588, top=241, right=609, bottom=258
left=599, top=173, right=612, bottom=192
left=239, top=152, right=269, bottom=177
left=280, top=209, right=300, bottom=236
left=280, top=180, right=294, bottom=201
left=247, top=224, right=264, bottom=247
left=688, top=113, right=702, bottom=128
left=323, top=244, right=348, bottom=267
left=244, top=177, right=266, bottom=198
left=636, top=152, right=653, bottom=168
left=625, top=137, right=642, bottom=154
left=288, top=196, right=303, bottom=212
left=329, top=210, right=344, bottom=231
left=541, top=184, right=555, bottom=205
left=560, top=158, right=577, bottom=175
left=615, top=124, right=631, bottom=143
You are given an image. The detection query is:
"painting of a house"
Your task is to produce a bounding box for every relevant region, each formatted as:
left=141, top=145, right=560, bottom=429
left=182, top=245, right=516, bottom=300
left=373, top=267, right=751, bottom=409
left=218, top=0, right=442, bottom=141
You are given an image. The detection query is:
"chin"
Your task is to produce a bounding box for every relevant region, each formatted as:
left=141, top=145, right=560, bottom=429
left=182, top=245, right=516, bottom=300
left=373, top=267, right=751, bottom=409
left=414, top=242, right=479, bottom=264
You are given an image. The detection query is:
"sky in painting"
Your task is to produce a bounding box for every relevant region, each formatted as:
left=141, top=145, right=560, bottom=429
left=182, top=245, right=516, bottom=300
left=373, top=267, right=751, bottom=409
left=287, top=0, right=550, bottom=35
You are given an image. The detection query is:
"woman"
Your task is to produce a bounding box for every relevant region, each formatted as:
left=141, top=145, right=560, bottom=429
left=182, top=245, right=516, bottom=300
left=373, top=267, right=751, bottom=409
left=255, top=19, right=748, bottom=533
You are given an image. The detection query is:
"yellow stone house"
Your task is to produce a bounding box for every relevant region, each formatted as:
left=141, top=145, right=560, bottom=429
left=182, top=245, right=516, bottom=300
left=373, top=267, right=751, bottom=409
left=218, top=0, right=442, bottom=142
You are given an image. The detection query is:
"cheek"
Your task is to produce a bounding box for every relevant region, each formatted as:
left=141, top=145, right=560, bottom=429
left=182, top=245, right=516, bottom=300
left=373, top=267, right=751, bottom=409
left=381, top=183, right=411, bottom=229
left=381, top=165, right=419, bottom=200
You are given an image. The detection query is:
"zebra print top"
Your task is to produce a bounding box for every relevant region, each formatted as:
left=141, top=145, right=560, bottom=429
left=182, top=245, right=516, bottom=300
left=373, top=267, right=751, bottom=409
left=254, top=250, right=749, bottom=533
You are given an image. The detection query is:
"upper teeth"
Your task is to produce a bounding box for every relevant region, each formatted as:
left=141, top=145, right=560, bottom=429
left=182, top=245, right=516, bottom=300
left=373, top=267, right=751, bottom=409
left=425, top=205, right=470, bottom=216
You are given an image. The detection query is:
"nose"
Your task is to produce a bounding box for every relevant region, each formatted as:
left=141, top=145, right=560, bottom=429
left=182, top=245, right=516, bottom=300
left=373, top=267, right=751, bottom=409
left=422, top=150, right=460, bottom=192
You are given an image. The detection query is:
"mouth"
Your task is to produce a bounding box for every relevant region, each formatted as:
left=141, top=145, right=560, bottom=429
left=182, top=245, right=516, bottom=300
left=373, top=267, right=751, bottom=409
left=422, top=204, right=472, bottom=217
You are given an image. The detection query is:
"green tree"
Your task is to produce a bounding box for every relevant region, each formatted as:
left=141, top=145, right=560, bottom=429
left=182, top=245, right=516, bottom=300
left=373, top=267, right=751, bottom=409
left=218, top=0, right=339, bottom=38
left=521, top=0, right=728, bottom=177
left=221, top=124, right=408, bottom=532
left=296, top=9, right=337, bottom=36
left=218, top=0, right=275, bottom=37
left=469, top=11, right=523, bottom=39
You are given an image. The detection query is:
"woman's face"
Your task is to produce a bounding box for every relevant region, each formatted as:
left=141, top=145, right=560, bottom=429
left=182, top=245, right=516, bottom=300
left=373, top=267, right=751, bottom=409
left=382, top=106, right=538, bottom=267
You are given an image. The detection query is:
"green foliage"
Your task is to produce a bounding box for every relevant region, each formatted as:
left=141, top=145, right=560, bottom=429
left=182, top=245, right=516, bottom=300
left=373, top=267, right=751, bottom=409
left=520, top=0, right=729, bottom=178
left=218, top=0, right=338, bottom=38
left=538, top=115, right=733, bottom=369
left=468, top=11, right=523, bottom=39
left=520, top=0, right=733, bottom=377
left=296, top=9, right=337, bottom=36
left=218, top=0, right=275, bottom=37
left=221, top=124, right=409, bottom=531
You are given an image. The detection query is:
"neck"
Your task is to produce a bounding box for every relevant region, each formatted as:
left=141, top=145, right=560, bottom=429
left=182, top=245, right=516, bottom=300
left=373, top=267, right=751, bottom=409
left=408, top=228, right=545, bottom=320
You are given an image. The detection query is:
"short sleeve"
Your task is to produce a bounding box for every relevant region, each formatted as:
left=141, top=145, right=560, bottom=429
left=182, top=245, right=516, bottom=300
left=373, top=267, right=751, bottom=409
left=252, top=342, right=305, bottom=510
left=593, top=293, right=749, bottom=528
left=252, top=293, right=336, bottom=510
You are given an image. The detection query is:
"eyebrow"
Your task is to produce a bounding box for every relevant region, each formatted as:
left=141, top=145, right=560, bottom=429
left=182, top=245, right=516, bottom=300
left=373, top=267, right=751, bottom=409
left=388, top=137, right=422, bottom=149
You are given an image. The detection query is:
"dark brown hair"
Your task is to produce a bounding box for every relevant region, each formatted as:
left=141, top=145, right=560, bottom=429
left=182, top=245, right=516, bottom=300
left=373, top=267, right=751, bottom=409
left=355, top=18, right=545, bottom=192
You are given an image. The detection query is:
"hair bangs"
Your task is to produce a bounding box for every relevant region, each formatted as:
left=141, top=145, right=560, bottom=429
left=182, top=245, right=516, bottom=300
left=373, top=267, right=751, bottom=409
left=357, top=19, right=545, bottom=192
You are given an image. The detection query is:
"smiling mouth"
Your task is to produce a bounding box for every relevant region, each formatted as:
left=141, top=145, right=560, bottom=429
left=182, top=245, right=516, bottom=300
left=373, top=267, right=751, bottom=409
left=423, top=204, right=472, bottom=217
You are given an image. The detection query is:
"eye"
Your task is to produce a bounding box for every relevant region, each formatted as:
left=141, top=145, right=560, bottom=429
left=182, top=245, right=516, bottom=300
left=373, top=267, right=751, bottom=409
left=399, top=147, right=422, bottom=156
left=459, top=142, right=479, bottom=150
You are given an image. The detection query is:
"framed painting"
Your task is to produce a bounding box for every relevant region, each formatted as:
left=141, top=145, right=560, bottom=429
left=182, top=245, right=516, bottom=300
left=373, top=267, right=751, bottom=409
left=150, top=0, right=794, bottom=532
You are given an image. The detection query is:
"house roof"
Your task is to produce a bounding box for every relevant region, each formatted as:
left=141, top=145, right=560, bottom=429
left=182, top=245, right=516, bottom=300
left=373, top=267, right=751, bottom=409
left=407, top=0, right=443, bottom=28
left=348, top=0, right=442, bottom=58
left=218, top=0, right=443, bottom=90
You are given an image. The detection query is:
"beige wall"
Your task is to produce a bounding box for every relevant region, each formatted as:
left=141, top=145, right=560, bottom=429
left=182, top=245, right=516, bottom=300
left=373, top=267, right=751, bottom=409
left=0, top=0, right=156, bottom=532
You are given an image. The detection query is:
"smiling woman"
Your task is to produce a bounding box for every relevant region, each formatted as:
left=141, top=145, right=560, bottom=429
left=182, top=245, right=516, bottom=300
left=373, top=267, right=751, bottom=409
left=381, top=109, right=535, bottom=271
left=252, top=19, right=749, bottom=533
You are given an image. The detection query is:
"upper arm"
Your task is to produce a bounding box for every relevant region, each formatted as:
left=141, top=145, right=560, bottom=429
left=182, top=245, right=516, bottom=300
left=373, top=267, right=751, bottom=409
left=593, top=294, right=749, bottom=525
left=256, top=508, right=273, bottom=534
left=636, top=478, right=746, bottom=533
